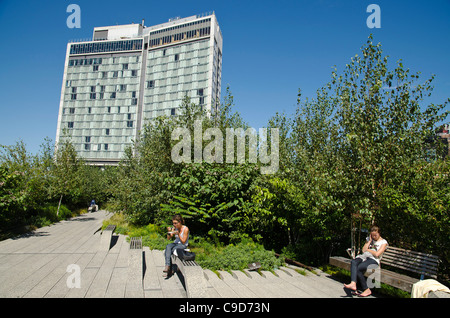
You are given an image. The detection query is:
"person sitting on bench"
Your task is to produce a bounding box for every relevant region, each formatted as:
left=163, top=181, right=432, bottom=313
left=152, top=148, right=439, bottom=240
left=344, top=225, right=388, bottom=297
left=163, top=214, right=189, bottom=276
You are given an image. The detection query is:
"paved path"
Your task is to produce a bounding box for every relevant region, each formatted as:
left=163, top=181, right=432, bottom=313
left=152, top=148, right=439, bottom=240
left=0, top=211, right=373, bottom=298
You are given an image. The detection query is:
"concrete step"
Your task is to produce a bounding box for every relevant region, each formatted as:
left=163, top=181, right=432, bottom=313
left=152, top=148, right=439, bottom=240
left=147, top=249, right=186, bottom=298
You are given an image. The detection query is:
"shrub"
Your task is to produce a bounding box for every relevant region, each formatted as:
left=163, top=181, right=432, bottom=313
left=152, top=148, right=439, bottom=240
left=194, top=238, right=284, bottom=272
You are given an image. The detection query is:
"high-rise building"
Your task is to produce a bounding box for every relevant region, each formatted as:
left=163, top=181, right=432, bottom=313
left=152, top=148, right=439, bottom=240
left=56, top=12, right=222, bottom=165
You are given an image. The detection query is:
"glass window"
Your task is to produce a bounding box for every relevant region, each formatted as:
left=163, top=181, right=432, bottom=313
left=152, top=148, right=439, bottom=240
left=70, top=39, right=143, bottom=55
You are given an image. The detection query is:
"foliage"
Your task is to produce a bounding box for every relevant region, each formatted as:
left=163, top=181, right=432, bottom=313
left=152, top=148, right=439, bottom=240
left=1, top=36, right=448, bottom=282
left=193, top=238, right=284, bottom=272
left=0, top=136, right=113, bottom=233
left=161, top=162, right=261, bottom=243
left=285, top=35, right=449, bottom=270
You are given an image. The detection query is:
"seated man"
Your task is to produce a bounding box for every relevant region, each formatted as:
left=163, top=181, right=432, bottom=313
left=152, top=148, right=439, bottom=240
left=88, top=199, right=98, bottom=212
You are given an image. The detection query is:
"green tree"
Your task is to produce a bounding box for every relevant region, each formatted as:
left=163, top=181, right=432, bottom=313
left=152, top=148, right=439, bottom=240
left=288, top=35, right=448, bottom=265
left=48, top=138, right=82, bottom=215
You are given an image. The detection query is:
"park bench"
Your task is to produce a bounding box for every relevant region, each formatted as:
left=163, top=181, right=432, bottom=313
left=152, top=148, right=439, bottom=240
left=127, top=237, right=143, bottom=294
left=329, top=246, right=440, bottom=292
left=171, top=249, right=208, bottom=298
left=99, top=224, right=116, bottom=251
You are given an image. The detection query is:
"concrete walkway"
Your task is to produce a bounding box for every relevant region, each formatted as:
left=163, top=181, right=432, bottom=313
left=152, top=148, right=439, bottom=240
left=0, top=211, right=372, bottom=298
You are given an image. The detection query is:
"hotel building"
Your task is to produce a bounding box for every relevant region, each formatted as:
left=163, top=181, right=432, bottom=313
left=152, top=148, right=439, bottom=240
left=56, top=12, right=223, bottom=165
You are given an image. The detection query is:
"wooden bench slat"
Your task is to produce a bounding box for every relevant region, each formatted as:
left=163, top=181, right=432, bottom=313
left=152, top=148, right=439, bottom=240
left=381, top=261, right=438, bottom=278
left=381, top=261, right=438, bottom=276
left=385, top=246, right=439, bottom=260
left=382, top=249, right=439, bottom=276
left=383, top=257, right=439, bottom=270
left=129, top=237, right=142, bottom=250
left=105, top=224, right=116, bottom=231
left=381, top=254, right=439, bottom=273
left=382, top=253, right=439, bottom=268
left=383, top=251, right=440, bottom=266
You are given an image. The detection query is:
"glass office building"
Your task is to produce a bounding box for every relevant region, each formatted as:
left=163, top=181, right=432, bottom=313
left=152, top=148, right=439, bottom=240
left=56, top=13, right=223, bottom=165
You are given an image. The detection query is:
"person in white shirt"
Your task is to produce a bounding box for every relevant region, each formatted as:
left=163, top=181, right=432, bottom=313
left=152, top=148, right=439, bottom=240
left=344, top=225, right=388, bottom=297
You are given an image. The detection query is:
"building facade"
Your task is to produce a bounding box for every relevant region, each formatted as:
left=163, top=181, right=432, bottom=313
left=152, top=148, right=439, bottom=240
left=56, top=13, right=222, bottom=165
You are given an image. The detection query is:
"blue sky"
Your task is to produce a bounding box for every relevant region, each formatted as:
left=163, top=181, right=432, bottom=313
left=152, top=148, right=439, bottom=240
left=0, top=0, right=449, bottom=155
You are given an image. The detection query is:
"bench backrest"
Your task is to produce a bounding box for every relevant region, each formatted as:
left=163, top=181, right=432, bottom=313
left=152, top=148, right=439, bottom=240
left=381, top=246, right=439, bottom=279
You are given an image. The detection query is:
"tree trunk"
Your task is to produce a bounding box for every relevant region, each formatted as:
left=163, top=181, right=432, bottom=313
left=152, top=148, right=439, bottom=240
left=57, top=194, right=63, bottom=216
